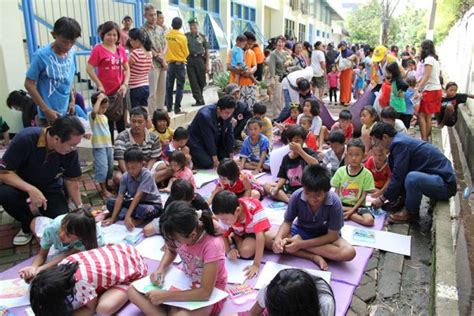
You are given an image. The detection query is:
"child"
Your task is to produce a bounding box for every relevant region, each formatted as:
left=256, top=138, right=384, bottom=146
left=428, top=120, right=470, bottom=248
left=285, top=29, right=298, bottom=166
left=327, top=64, right=339, bottom=103
left=249, top=268, right=335, bottom=316
left=331, top=139, right=375, bottom=227
left=360, top=106, right=379, bottom=160
left=89, top=92, right=114, bottom=198
left=231, top=34, right=250, bottom=84
left=353, top=63, right=366, bottom=99
left=402, top=76, right=417, bottom=129
left=160, top=151, right=196, bottom=192
left=321, top=130, right=346, bottom=175
left=437, top=81, right=474, bottom=128
left=0, top=115, right=10, bottom=147
left=144, top=179, right=210, bottom=237
left=103, top=147, right=162, bottom=230
left=364, top=145, right=391, bottom=198
left=128, top=28, right=153, bottom=109
left=330, top=109, right=353, bottom=141
left=297, top=98, right=326, bottom=148
left=263, top=125, right=318, bottom=203
left=19, top=210, right=104, bottom=283
left=213, top=190, right=271, bottom=278
left=30, top=244, right=147, bottom=315
left=386, top=62, right=409, bottom=116
left=299, top=115, right=318, bottom=151
left=405, top=59, right=417, bottom=79
left=381, top=106, right=407, bottom=133
left=128, top=201, right=227, bottom=315
left=240, top=118, right=270, bottom=173
left=6, top=90, right=38, bottom=127
left=151, top=109, right=174, bottom=146
left=249, top=102, right=273, bottom=148
left=275, top=103, right=301, bottom=131
left=208, top=159, right=264, bottom=204
left=266, top=164, right=356, bottom=270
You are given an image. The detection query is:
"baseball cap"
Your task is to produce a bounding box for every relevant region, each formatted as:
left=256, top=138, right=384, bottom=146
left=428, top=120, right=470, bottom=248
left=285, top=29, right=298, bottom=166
left=339, top=40, right=348, bottom=47
left=224, top=83, right=240, bottom=95
left=188, top=17, right=198, bottom=25
left=372, top=45, right=388, bottom=63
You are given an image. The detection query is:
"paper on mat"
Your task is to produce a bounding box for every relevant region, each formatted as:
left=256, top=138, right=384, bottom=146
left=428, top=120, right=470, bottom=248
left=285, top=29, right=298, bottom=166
left=194, top=170, right=219, bottom=188
left=136, top=235, right=181, bottom=263
left=25, top=307, right=35, bottom=316
left=341, top=225, right=411, bottom=256
left=264, top=208, right=285, bottom=225
left=101, top=223, right=143, bottom=245
left=225, top=258, right=252, bottom=284
left=132, top=267, right=228, bottom=310
left=0, top=278, right=30, bottom=308
left=254, top=261, right=332, bottom=290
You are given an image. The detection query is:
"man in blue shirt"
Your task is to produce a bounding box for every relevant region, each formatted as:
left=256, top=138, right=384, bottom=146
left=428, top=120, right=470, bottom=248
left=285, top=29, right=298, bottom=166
left=0, top=116, right=85, bottom=245
left=25, top=17, right=81, bottom=126
left=370, top=122, right=457, bottom=223
left=187, top=95, right=236, bottom=169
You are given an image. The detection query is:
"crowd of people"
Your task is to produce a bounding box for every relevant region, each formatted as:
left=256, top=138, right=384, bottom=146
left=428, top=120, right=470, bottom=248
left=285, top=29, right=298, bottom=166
left=0, top=4, right=470, bottom=315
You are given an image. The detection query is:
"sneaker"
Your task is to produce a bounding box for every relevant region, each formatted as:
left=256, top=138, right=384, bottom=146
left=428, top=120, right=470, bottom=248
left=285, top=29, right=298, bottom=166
left=13, top=229, right=32, bottom=246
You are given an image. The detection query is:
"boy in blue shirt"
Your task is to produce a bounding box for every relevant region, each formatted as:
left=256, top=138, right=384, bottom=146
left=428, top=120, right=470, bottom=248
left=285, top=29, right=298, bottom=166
left=266, top=164, right=356, bottom=270
left=25, top=17, right=81, bottom=126
left=239, top=118, right=270, bottom=173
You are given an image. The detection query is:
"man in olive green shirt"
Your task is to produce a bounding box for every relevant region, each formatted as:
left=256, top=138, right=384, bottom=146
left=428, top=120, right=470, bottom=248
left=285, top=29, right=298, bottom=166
left=185, top=17, right=209, bottom=106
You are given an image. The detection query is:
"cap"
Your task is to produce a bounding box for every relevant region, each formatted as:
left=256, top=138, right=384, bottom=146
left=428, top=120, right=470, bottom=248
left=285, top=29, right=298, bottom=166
left=339, top=40, right=348, bottom=47
left=328, top=42, right=334, bottom=47
left=122, top=15, right=132, bottom=21
left=188, top=17, right=198, bottom=25
left=224, top=83, right=240, bottom=95
left=372, top=45, right=388, bottom=63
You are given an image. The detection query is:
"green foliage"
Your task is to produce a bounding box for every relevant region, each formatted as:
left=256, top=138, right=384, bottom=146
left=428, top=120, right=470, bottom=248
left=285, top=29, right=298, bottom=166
left=434, top=0, right=474, bottom=43
left=395, top=6, right=428, bottom=48
left=213, top=71, right=230, bottom=91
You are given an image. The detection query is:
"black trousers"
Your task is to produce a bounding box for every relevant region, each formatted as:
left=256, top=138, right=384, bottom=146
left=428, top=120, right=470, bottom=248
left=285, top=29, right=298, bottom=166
left=189, top=144, right=230, bottom=169
left=187, top=56, right=206, bottom=105
left=255, top=63, right=264, bottom=81
left=0, top=184, right=69, bottom=233
left=108, top=117, right=125, bottom=145
left=329, top=87, right=338, bottom=103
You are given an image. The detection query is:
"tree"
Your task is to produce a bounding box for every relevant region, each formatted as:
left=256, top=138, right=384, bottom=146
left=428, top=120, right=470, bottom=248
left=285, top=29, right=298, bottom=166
left=434, top=0, right=474, bottom=43
left=395, top=7, right=428, bottom=48
left=380, top=0, right=400, bottom=45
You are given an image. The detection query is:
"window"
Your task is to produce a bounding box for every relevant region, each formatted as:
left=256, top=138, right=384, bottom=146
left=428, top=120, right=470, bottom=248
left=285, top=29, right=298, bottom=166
left=308, top=24, right=314, bottom=44
left=285, top=19, right=295, bottom=38
left=299, top=24, right=306, bottom=42
left=322, top=31, right=325, bottom=38
left=230, top=1, right=264, bottom=44
left=316, top=29, right=320, bottom=37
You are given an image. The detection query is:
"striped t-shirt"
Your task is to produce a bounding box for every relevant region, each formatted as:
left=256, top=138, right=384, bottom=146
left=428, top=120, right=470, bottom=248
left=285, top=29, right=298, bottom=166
left=60, top=244, right=147, bottom=306
left=114, top=128, right=162, bottom=162
left=129, top=48, right=153, bottom=89
left=89, top=113, right=112, bottom=148
left=224, top=197, right=271, bottom=237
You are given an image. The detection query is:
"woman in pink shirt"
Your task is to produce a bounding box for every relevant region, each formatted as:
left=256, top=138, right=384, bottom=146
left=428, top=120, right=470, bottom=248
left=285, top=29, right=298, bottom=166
left=87, top=21, right=130, bottom=139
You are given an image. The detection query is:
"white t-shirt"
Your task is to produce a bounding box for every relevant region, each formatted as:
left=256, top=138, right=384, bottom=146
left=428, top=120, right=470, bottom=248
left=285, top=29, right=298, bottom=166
left=311, top=50, right=326, bottom=77
left=423, top=56, right=441, bottom=91
left=394, top=119, right=407, bottom=134
left=296, top=113, right=322, bottom=135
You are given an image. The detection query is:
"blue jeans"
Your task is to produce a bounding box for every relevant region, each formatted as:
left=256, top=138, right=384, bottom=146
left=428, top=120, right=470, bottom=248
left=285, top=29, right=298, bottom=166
left=404, top=171, right=455, bottom=214
left=166, top=62, right=186, bottom=113
left=93, top=147, right=113, bottom=183
left=130, top=86, right=150, bottom=109
left=106, top=198, right=162, bottom=220
left=275, top=89, right=292, bottom=122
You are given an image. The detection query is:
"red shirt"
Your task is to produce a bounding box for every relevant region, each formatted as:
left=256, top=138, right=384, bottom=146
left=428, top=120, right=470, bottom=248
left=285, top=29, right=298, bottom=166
left=88, top=44, right=128, bottom=95
left=283, top=116, right=297, bottom=125
left=331, top=122, right=354, bottom=140
left=305, top=132, right=318, bottom=151
left=364, top=156, right=391, bottom=189
left=224, top=197, right=271, bottom=237
left=129, top=48, right=153, bottom=89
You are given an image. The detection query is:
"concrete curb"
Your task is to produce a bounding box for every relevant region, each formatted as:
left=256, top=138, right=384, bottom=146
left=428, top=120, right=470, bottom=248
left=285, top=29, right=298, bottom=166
left=430, top=128, right=460, bottom=315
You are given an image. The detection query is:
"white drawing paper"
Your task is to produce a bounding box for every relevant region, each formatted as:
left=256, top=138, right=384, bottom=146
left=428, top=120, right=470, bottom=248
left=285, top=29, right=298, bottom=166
left=0, top=278, right=30, bottom=308
left=135, top=235, right=181, bottom=263
left=224, top=258, right=252, bottom=284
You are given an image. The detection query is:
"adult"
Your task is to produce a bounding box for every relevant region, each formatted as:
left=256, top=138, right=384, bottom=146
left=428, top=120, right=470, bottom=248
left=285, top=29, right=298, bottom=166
left=302, top=41, right=312, bottom=63
left=25, top=17, right=81, bottom=126
left=185, top=17, right=209, bottom=106
left=311, top=41, right=327, bottom=100
left=363, top=47, right=374, bottom=85
left=225, top=83, right=252, bottom=142
left=87, top=21, right=130, bottom=141
left=337, top=41, right=357, bottom=106
left=0, top=116, right=84, bottom=245
left=120, top=15, right=132, bottom=47
left=370, top=123, right=456, bottom=223
left=113, top=107, right=161, bottom=181
left=6, top=90, right=38, bottom=128
left=142, top=5, right=168, bottom=112
left=291, top=42, right=309, bottom=70
left=371, top=45, right=401, bottom=93
left=226, top=38, right=257, bottom=109
left=187, top=95, right=236, bottom=169
left=417, top=39, right=442, bottom=141
left=165, top=17, right=189, bottom=114
left=276, top=66, right=313, bottom=122
left=325, top=43, right=339, bottom=74
left=244, top=31, right=265, bottom=82
left=400, top=45, right=414, bottom=69
left=268, top=36, right=291, bottom=118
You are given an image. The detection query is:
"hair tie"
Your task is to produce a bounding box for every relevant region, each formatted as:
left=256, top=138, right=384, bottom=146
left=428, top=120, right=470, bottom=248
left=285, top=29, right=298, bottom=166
left=196, top=209, right=203, bottom=219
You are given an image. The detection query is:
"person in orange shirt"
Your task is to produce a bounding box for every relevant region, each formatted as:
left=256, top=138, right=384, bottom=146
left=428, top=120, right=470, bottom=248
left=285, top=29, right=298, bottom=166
left=245, top=31, right=264, bottom=81
left=227, top=40, right=257, bottom=109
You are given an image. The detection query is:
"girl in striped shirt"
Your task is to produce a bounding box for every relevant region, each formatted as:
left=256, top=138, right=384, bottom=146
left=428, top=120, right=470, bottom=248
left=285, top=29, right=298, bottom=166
left=128, top=28, right=153, bottom=109
left=30, top=244, right=147, bottom=316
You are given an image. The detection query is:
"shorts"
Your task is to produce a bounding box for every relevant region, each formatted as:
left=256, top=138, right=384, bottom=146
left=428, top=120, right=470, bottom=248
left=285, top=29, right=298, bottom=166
left=283, top=184, right=301, bottom=195
left=419, top=90, right=442, bottom=114
left=290, top=224, right=324, bottom=240
left=236, top=182, right=265, bottom=200
left=311, top=76, right=325, bottom=89
left=93, top=147, right=113, bottom=183
left=33, top=216, right=53, bottom=238
left=342, top=203, right=375, bottom=219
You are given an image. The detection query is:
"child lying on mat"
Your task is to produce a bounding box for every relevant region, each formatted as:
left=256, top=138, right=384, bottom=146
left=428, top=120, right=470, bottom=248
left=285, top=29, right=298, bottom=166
left=19, top=209, right=104, bottom=283
left=266, top=164, right=356, bottom=270
left=212, top=190, right=271, bottom=279
left=30, top=244, right=147, bottom=315
left=249, top=268, right=335, bottom=316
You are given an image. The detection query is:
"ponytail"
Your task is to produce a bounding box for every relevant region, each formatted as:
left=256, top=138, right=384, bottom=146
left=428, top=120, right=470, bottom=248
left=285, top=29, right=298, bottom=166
left=61, top=209, right=99, bottom=250
left=128, top=28, right=152, bottom=52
